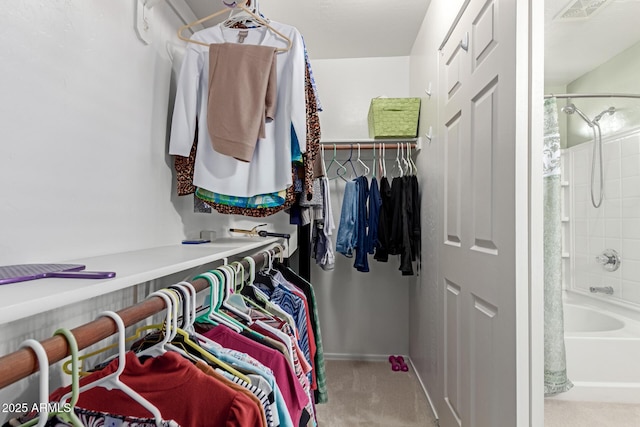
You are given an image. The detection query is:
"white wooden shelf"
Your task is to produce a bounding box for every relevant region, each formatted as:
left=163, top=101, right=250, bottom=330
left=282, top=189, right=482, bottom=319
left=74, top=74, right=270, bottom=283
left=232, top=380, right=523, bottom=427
left=0, top=237, right=284, bottom=325
left=321, top=138, right=418, bottom=144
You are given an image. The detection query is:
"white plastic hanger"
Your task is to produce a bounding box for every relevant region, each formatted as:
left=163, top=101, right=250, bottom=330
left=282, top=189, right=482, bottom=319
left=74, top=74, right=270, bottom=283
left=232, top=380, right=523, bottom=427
left=262, top=249, right=270, bottom=269
left=135, top=291, right=175, bottom=358
left=61, top=311, right=164, bottom=425
left=244, top=256, right=256, bottom=286
left=177, top=281, right=198, bottom=332
left=404, top=142, right=413, bottom=175
left=372, top=143, right=377, bottom=179
left=408, top=142, right=418, bottom=175
left=170, top=282, right=197, bottom=333
left=220, top=263, right=253, bottom=323
left=18, top=339, right=50, bottom=427
left=230, top=261, right=246, bottom=293
left=402, top=143, right=411, bottom=176
left=158, top=288, right=202, bottom=361
left=320, top=144, right=328, bottom=177
left=232, top=261, right=248, bottom=293
left=227, top=257, right=255, bottom=312
left=394, top=143, right=404, bottom=177
left=379, top=143, right=387, bottom=178
left=356, top=143, right=371, bottom=177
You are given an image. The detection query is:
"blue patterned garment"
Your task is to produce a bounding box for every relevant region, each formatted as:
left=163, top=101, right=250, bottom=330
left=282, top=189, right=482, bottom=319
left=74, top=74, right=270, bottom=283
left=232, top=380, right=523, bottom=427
left=302, top=36, right=323, bottom=112
left=255, top=280, right=312, bottom=368
left=195, top=187, right=287, bottom=209
left=14, top=408, right=180, bottom=427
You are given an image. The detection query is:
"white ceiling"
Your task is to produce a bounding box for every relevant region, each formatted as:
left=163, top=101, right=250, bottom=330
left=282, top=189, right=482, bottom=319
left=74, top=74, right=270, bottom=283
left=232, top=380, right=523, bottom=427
left=545, top=0, right=640, bottom=87
left=181, top=0, right=431, bottom=60
left=180, top=0, right=640, bottom=86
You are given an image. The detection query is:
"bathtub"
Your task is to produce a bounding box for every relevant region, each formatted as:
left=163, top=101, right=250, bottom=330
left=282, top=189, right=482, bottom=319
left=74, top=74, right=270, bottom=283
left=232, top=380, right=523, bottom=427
left=552, top=292, right=640, bottom=403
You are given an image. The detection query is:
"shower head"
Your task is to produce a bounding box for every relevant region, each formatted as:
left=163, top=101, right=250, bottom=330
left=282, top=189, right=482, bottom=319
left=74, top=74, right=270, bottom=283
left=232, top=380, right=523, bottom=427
left=592, top=106, right=616, bottom=124
left=561, top=103, right=594, bottom=127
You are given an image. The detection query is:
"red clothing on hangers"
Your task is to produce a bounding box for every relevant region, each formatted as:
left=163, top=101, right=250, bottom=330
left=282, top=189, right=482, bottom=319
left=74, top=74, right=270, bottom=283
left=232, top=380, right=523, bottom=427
left=48, top=351, right=263, bottom=427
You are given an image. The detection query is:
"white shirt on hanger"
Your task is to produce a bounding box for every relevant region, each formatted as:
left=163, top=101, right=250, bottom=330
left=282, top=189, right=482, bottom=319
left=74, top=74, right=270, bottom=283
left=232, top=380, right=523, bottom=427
left=169, top=22, right=307, bottom=197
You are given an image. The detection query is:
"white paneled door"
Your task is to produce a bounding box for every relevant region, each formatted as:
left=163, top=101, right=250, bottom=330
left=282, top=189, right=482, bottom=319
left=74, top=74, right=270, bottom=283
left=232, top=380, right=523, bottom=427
left=437, top=0, right=522, bottom=425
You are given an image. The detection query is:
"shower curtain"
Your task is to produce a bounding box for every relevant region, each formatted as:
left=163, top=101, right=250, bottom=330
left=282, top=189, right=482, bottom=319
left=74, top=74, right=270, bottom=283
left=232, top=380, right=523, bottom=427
left=543, top=97, right=573, bottom=396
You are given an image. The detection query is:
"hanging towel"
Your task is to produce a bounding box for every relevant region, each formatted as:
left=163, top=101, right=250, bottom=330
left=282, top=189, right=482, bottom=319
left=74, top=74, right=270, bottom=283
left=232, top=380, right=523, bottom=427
left=208, top=42, right=277, bottom=162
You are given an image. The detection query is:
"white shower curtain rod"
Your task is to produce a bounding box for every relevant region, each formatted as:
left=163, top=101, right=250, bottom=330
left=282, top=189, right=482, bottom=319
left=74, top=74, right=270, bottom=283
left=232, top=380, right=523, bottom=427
left=544, top=93, right=640, bottom=99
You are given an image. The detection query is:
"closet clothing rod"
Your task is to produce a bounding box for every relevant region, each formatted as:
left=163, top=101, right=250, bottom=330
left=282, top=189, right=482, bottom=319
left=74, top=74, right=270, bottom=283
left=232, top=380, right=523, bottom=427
left=321, top=143, right=417, bottom=150
left=0, top=245, right=284, bottom=390
left=544, top=93, right=640, bottom=99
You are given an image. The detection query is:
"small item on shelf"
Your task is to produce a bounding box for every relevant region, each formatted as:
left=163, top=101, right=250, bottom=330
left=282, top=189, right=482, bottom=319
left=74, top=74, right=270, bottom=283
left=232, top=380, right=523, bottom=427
left=229, top=224, right=291, bottom=239
left=0, top=264, right=116, bottom=285
left=368, top=97, right=421, bottom=139
left=181, top=239, right=211, bottom=244
left=200, top=230, right=218, bottom=241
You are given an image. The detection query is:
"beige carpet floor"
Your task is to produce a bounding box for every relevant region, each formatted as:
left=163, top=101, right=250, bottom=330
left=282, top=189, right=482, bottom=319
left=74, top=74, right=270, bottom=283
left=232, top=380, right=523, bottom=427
left=314, top=360, right=640, bottom=426
left=545, top=400, right=640, bottom=427
left=315, top=359, right=437, bottom=427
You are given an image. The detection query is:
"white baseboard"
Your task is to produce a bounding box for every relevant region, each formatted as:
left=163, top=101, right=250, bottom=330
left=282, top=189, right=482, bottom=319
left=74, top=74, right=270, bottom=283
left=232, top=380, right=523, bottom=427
left=408, top=357, right=440, bottom=426
left=324, top=352, right=396, bottom=362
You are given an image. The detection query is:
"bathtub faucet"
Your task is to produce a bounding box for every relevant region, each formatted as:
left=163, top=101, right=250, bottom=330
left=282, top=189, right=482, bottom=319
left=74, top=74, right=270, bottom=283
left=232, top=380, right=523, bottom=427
left=589, top=286, right=614, bottom=295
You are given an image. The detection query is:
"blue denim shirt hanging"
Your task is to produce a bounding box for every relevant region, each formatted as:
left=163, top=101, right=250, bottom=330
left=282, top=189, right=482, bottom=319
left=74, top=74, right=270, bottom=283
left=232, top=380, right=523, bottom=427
left=336, top=180, right=359, bottom=257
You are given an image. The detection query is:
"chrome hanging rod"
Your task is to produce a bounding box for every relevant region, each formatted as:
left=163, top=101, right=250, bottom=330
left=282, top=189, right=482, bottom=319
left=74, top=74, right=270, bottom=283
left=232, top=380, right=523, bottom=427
left=544, top=93, right=640, bottom=99
left=320, top=141, right=418, bottom=151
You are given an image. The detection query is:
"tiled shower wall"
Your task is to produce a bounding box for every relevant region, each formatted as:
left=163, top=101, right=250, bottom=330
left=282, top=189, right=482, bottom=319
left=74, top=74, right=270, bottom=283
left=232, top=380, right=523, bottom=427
left=564, top=128, right=640, bottom=308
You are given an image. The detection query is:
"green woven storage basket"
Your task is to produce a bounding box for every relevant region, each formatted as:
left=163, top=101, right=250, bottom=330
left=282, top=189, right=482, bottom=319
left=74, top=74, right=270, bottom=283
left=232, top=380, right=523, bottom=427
left=368, top=97, right=421, bottom=139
